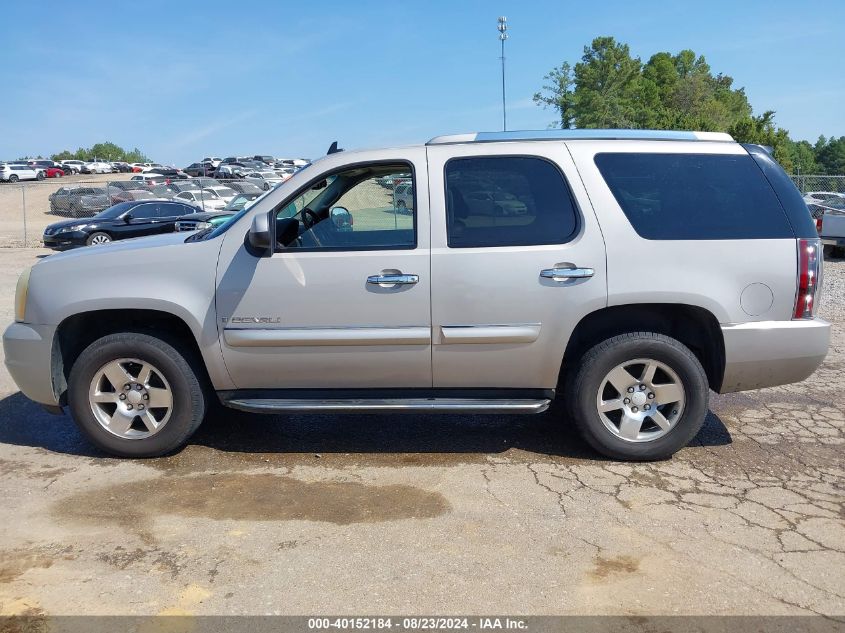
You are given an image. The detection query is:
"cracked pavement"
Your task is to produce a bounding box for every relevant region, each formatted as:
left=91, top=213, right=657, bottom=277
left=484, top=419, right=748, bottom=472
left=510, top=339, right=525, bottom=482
left=0, top=249, right=842, bottom=617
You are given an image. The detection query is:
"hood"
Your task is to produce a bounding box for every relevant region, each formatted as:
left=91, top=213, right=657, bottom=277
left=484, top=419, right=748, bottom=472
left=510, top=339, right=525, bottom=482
left=40, top=232, right=190, bottom=263
left=44, top=216, right=113, bottom=231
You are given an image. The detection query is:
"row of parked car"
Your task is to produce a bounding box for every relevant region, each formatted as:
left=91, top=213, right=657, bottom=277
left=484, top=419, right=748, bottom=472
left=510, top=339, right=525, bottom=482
left=0, top=154, right=311, bottom=182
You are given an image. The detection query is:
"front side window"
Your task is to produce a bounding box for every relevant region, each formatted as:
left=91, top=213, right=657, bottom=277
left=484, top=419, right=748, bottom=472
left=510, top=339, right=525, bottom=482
left=274, top=162, right=415, bottom=251
left=444, top=156, right=579, bottom=248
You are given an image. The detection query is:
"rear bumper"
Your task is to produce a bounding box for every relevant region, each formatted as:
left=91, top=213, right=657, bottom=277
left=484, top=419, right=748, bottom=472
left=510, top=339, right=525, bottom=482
left=3, top=322, right=60, bottom=406
left=719, top=319, right=830, bottom=392
left=820, top=236, right=845, bottom=247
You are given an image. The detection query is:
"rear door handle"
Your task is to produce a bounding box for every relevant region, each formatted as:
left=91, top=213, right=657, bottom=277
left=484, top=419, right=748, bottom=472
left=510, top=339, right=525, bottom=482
left=540, top=267, right=594, bottom=281
left=367, top=273, right=419, bottom=286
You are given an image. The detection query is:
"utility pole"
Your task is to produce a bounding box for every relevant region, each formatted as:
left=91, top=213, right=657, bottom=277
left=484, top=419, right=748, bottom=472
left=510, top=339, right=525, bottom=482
left=498, top=16, right=508, bottom=131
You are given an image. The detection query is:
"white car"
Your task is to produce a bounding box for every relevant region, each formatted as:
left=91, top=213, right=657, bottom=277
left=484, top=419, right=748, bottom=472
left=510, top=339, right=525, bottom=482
left=83, top=161, right=113, bottom=174
left=174, top=189, right=227, bottom=211
left=0, top=163, right=42, bottom=182
left=201, top=185, right=238, bottom=203
left=201, top=157, right=222, bottom=167
left=244, top=170, right=283, bottom=190
left=804, top=191, right=845, bottom=205
left=60, top=160, right=86, bottom=174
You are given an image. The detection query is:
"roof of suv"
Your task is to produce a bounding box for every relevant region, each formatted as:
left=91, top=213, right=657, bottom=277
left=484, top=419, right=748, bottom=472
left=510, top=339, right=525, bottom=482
left=426, top=129, right=734, bottom=145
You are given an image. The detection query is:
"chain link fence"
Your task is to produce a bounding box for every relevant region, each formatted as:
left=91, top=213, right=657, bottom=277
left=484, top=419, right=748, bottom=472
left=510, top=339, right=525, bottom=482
left=0, top=174, right=269, bottom=247
left=0, top=172, right=843, bottom=248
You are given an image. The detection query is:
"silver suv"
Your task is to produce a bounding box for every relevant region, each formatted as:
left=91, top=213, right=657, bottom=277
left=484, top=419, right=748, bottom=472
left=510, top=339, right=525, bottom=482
left=3, top=130, right=830, bottom=460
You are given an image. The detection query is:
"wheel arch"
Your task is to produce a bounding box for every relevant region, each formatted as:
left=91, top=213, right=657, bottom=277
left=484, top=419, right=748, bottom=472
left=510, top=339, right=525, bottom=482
left=561, top=303, right=726, bottom=391
left=52, top=308, right=212, bottom=405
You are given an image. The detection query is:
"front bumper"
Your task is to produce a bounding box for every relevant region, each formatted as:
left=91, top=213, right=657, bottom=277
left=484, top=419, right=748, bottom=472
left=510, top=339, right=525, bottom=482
left=720, top=318, right=830, bottom=392
left=3, top=322, right=60, bottom=406
left=42, top=230, right=87, bottom=249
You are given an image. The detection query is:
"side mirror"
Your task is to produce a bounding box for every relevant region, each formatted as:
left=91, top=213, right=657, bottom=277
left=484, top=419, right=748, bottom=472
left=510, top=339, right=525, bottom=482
left=247, top=211, right=274, bottom=255
left=123, top=213, right=133, bottom=223
left=276, top=217, right=300, bottom=248
left=330, top=206, right=353, bottom=229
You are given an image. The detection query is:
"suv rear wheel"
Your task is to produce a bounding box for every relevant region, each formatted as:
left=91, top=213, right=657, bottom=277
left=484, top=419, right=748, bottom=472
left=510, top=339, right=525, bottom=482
left=564, top=332, right=708, bottom=461
left=67, top=332, right=207, bottom=457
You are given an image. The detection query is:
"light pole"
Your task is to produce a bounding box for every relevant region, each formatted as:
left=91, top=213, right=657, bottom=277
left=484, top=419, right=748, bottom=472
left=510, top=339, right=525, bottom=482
left=497, top=16, right=508, bottom=131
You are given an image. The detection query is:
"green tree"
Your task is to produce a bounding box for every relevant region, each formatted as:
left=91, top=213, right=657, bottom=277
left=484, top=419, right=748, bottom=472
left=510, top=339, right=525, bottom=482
left=815, top=136, right=845, bottom=174
left=727, top=111, right=793, bottom=171
left=533, top=62, right=575, bottom=128
left=50, top=142, right=150, bottom=163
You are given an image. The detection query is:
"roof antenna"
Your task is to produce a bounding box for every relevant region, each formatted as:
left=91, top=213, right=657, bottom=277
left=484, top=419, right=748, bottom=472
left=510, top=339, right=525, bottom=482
left=327, top=141, right=343, bottom=155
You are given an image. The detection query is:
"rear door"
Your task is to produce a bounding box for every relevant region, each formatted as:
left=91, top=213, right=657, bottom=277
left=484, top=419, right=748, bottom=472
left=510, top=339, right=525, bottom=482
left=426, top=142, right=607, bottom=389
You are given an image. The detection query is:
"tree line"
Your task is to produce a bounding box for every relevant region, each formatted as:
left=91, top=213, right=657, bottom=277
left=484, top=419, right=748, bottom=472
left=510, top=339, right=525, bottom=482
left=533, top=36, right=844, bottom=174
left=48, top=142, right=151, bottom=164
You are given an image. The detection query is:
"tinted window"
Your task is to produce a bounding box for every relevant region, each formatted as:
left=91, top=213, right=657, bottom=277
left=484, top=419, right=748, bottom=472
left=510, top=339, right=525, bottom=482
left=594, top=153, right=795, bottom=240
left=444, top=156, right=578, bottom=248
left=130, top=204, right=157, bottom=220
left=158, top=203, right=186, bottom=218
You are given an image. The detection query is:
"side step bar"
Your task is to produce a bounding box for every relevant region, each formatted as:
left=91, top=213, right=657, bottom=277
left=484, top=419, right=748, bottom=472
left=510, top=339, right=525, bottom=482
left=223, top=398, right=551, bottom=415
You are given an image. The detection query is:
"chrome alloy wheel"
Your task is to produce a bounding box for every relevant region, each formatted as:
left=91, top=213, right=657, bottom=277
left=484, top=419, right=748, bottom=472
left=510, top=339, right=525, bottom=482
left=596, top=358, right=685, bottom=443
left=88, top=358, right=173, bottom=439
left=89, top=234, right=111, bottom=245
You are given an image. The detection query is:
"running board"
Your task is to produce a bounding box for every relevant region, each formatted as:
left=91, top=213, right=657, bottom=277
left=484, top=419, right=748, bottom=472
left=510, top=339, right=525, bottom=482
left=223, top=397, right=551, bottom=415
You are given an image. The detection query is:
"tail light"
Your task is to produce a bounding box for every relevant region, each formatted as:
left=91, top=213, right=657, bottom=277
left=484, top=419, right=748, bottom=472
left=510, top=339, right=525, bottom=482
left=815, top=216, right=823, bottom=234
left=793, top=238, right=821, bottom=319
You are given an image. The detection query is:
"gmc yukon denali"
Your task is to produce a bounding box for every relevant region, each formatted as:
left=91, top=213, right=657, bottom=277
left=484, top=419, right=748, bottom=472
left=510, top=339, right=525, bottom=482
left=3, top=130, right=830, bottom=460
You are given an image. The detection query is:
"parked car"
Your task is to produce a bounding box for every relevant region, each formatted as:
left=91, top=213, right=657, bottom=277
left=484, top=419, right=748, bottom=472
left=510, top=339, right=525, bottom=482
left=175, top=211, right=236, bottom=232
left=253, top=155, right=275, bottom=165
left=393, top=183, right=414, bottom=214
left=131, top=163, right=150, bottom=172
left=224, top=181, right=264, bottom=195
left=803, top=191, right=845, bottom=205
left=173, top=189, right=226, bottom=210
left=812, top=197, right=845, bottom=258
left=201, top=157, right=222, bottom=167
left=168, top=182, right=201, bottom=194
left=214, top=163, right=245, bottom=179
left=184, top=163, right=214, bottom=177
left=81, top=161, right=113, bottom=174
left=201, top=185, right=237, bottom=203
left=149, top=167, right=189, bottom=180
left=222, top=191, right=262, bottom=211
left=28, top=160, right=66, bottom=177
left=131, top=174, right=169, bottom=186
left=60, top=160, right=86, bottom=174
left=41, top=199, right=200, bottom=249
left=0, top=163, right=42, bottom=182
left=244, top=170, right=283, bottom=190
left=111, top=162, right=133, bottom=173
left=4, top=129, right=830, bottom=460
left=111, top=189, right=157, bottom=203
left=49, top=186, right=107, bottom=215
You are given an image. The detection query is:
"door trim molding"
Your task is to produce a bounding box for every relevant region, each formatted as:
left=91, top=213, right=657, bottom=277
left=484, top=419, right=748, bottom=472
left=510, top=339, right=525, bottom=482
left=439, top=323, right=541, bottom=344
left=223, top=326, right=431, bottom=347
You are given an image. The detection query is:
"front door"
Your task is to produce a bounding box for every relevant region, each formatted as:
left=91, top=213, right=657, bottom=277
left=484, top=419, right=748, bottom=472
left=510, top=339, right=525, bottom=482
left=426, top=142, right=608, bottom=389
left=215, top=149, right=432, bottom=389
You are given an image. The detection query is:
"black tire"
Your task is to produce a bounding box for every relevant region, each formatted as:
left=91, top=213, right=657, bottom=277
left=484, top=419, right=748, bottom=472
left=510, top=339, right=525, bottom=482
left=8, top=174, right=18, bottom=183
left=564, top=332, right=709, bottom=461
left=36, top=171, right=45, bottom=181
left=67, top=332, right=207, bottom=457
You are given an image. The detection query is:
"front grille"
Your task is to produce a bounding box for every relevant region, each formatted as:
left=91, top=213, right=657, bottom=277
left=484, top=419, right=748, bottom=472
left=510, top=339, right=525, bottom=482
left=175, top=220, right=198, bottom=232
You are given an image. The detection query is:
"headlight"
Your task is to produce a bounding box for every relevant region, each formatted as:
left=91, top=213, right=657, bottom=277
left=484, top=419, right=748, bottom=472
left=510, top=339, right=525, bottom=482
left=68, top=224, right=88, bottom=231
left=195, top=221, right=212, bottom=230
left=15, top=267, right=31, bottom=323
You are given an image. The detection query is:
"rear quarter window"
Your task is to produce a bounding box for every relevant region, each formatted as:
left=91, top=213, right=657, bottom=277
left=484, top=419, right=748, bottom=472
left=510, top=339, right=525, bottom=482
left=594, top=152, right=795, bottom=240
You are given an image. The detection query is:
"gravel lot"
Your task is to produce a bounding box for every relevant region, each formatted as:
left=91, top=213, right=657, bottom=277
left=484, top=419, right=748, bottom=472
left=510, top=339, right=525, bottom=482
left=0, top=247, right=842, bottom=618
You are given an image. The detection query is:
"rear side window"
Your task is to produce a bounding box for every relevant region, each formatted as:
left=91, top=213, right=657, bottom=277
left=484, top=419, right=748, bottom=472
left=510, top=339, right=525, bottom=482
left=594, top=153, right=794, bottom=240
left=445, top=156, right=579, bottom=248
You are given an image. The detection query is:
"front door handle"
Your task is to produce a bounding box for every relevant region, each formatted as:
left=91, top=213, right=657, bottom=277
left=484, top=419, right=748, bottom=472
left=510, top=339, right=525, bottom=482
left=540, top=267, right=594, bottom=282
left=367, top=273, right=419, bottom=286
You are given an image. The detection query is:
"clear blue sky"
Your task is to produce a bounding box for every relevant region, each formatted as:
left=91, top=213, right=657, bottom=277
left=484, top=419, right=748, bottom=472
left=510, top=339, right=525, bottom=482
left=1, top=0, right=842, bottom=165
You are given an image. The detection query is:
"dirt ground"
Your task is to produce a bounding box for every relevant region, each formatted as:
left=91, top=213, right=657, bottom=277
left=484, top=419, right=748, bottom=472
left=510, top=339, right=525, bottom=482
left=0, top=247, right=842, bottom=618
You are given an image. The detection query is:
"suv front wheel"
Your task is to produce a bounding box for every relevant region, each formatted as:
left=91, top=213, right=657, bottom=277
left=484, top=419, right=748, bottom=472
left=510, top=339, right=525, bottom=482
left=564, top=332, right=709, bottom=461
left=67, top=332, right=207, bottom=457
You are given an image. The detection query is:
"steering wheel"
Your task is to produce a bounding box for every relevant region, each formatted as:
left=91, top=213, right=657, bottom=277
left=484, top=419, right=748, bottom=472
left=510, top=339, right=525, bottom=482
left=301, top=207, right=320, bottom=229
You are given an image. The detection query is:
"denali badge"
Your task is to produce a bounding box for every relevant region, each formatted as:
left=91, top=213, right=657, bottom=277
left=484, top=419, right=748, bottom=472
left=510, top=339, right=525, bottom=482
left=221, top=316, right=282, bottom=324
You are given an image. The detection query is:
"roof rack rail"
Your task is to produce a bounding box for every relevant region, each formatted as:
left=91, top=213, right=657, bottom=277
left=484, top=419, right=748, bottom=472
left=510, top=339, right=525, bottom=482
left=426, top=129, right=734, bottom=145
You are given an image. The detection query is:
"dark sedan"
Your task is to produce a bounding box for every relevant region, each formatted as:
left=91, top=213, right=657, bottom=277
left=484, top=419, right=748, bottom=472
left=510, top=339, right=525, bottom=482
left=42, top=199, right=199, bottom=249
